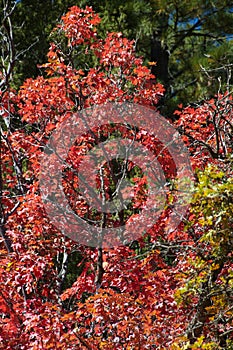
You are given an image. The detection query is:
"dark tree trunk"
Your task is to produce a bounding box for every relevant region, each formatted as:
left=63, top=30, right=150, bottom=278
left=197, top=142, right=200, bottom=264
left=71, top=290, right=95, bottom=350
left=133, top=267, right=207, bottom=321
left=151, top=31, right=169, bottom=87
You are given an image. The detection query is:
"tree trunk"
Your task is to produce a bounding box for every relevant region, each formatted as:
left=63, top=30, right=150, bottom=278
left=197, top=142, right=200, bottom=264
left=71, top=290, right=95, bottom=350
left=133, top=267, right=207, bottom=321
left=151, top=31, right=169, bottom=87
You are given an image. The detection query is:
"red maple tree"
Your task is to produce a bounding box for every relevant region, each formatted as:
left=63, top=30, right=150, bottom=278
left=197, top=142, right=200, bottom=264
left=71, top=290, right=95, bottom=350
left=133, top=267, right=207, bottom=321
left=0, top=6, right=232, bottom=349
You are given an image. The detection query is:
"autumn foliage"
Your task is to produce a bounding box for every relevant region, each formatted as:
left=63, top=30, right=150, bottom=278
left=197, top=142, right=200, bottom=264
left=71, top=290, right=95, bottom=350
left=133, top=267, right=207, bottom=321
left=0, top=6, right=232, bottom=349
